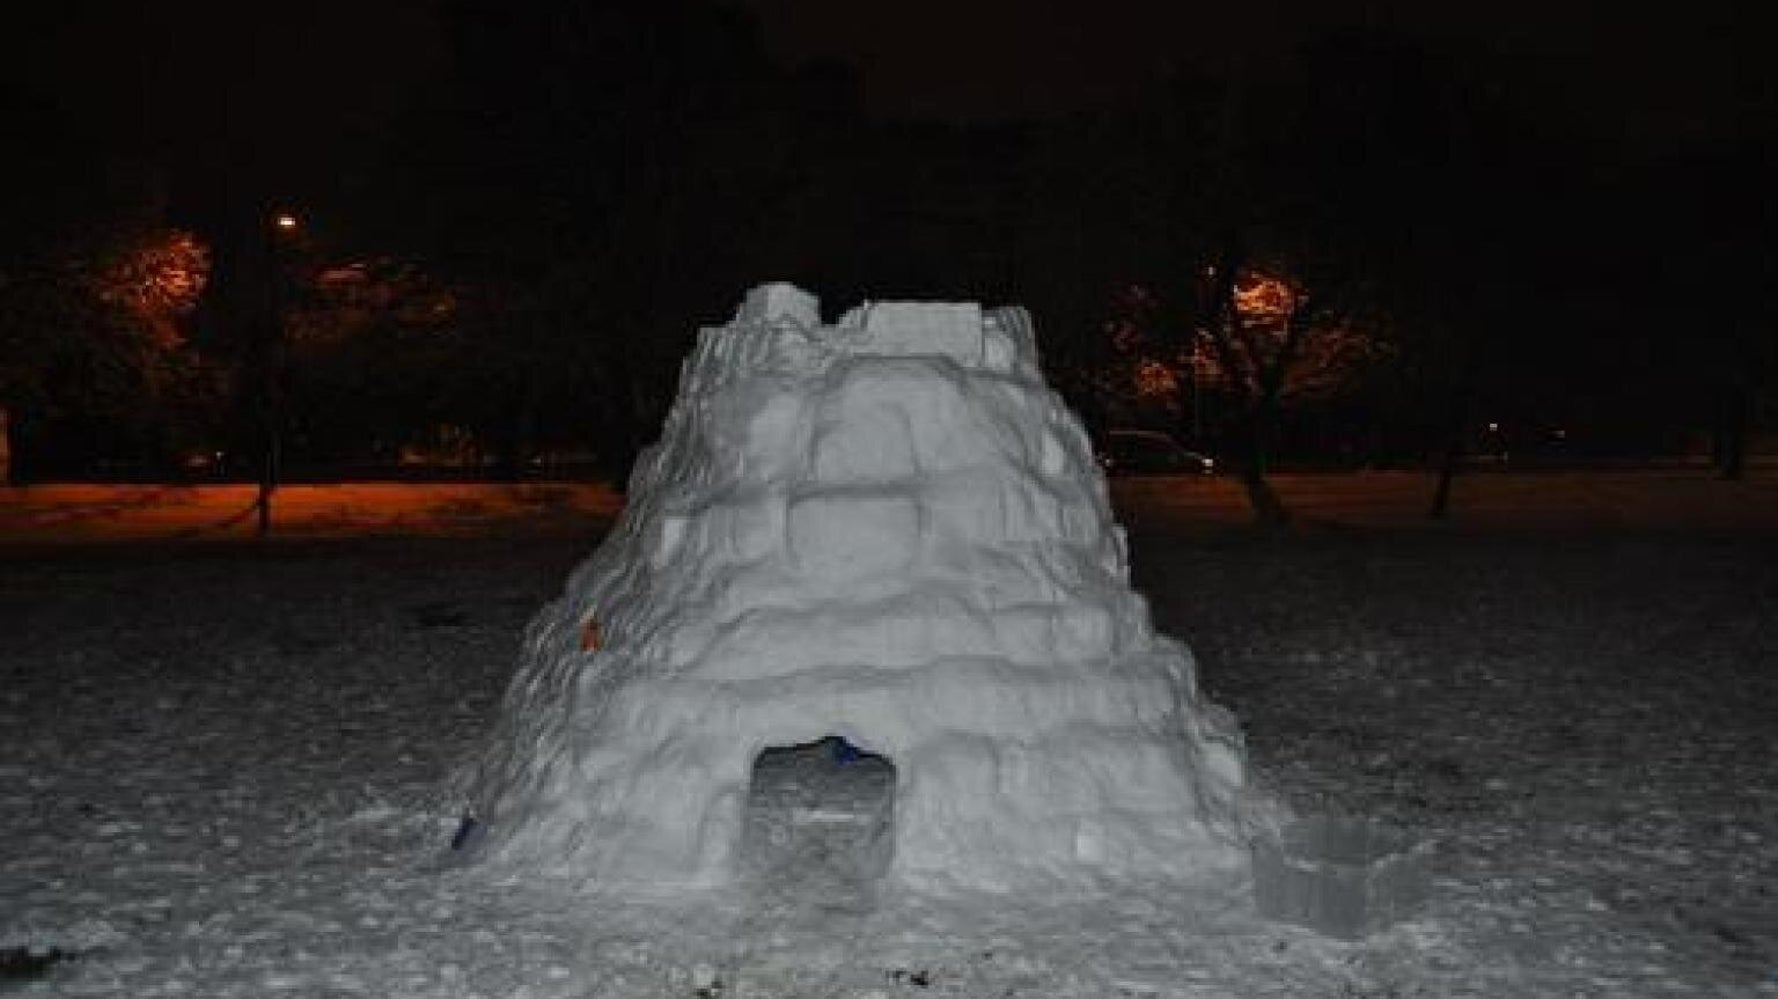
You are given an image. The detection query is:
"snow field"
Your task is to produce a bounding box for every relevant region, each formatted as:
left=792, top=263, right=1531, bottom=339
left=3, top=517, right=1773, bottom=997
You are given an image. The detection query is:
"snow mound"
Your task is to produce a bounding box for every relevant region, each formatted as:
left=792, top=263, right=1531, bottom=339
left=462, top=283, right=1265, bottom=890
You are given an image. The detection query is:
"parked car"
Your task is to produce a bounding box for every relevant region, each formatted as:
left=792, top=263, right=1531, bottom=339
left=1095, top=429, right=1217, bottom=476
left=177, top=448, right=229, bottom=478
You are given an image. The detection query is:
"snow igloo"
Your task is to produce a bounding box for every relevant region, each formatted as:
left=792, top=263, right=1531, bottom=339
left=462, top=283, right=1258, bottom=891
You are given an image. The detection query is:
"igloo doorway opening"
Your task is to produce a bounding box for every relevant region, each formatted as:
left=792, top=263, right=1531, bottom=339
left=740, top=736, right=896, bottom=898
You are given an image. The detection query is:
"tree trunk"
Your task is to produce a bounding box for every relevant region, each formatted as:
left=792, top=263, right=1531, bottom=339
left=1240, top=395, right=1290, bottom=528
left=255, top=430, right=279, bottom=537
left=0, top=406, right=12, bottom=486
left=500, top=364, right=550, bottom=483
left=1239, top=469, right=1290, bottom=528
left=1428, top=437, right=1461, bottom=519
left=1714, top=384, right=1749, bottom=481
left=1428, top=374, right=1475, bottom=520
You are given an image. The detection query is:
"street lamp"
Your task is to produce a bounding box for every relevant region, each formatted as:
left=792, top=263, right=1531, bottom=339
left=256, top=209, right=297, bottom=536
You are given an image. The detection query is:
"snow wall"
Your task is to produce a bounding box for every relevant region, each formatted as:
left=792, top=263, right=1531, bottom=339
left=463, top=283, right=1264, bottom=891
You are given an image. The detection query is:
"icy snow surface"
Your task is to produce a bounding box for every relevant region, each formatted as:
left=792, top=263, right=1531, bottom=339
left=3, top=483, right=1776, bottom=997
left=463, top=285, right=1262, bottom=891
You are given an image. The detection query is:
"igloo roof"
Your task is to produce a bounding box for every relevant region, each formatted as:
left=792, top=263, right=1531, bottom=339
left=585, top=282, right=1146, bottom=674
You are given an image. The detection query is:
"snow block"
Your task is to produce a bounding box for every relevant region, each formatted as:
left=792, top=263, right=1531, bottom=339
left=737, top=281, right=820, bottom=329
left=787, top=492, right=920, bottom=579
left=843, top=301, right=984, bottom=363
left=1252, top=816, right=1433, bottom=940
left=982, top=306, right=1037, bottom=373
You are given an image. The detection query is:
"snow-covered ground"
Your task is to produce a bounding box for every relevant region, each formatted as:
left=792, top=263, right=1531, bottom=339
left=3, top=478, right=1775, bottom=997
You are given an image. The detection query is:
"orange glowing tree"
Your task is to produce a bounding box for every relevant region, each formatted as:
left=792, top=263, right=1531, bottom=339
left=0, top=225, right=212, bottom=482
left=1192, top=254, right=1385, bottom=523
left=1092, top=259, right=1382, bottom=511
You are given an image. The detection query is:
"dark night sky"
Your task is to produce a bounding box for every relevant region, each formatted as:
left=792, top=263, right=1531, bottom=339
left=735, top=0, right=1748, bottom=152
left=2, top=0, right=1752, bottom=165
left=2, top=2, right=446, bottom=179
left=0, top=1, right=1764, bottom=469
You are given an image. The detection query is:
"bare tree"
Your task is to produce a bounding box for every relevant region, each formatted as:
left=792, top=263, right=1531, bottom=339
left=1192, top=240, right=1383, bottom=525
left=0, top=224, right=211, bottom=483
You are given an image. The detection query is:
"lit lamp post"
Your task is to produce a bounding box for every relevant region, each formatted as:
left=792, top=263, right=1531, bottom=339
left=254, top=208, right=298, bottom=538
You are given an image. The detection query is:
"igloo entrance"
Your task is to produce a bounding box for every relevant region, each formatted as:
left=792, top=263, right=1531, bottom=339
left=740, top=737, right=896, bottom=899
